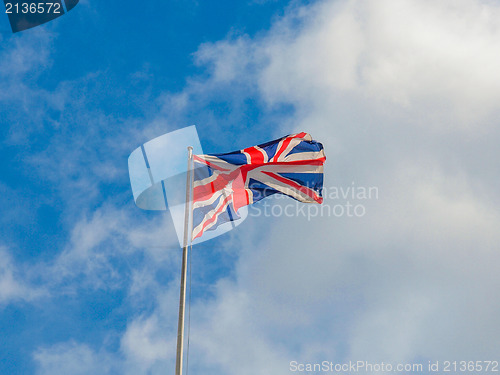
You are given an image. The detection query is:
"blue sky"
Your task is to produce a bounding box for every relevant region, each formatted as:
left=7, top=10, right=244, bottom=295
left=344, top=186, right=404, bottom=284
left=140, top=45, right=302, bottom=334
left=2, top=0, right=500, bottom=374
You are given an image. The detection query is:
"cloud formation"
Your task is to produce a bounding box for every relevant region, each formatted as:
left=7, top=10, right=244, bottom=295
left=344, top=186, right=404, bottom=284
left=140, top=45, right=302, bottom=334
left=0, top=246, right=43, bottom=304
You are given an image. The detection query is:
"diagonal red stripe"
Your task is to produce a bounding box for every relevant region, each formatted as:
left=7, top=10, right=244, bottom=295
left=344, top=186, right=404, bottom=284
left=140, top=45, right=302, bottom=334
left=193, top=194, right=233, bottom=240
left=261, top=171, right=323, bottom=203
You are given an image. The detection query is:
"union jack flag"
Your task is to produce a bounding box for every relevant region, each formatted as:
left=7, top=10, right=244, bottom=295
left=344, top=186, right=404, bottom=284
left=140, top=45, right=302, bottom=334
left=191, top=132, right=326, bottom=240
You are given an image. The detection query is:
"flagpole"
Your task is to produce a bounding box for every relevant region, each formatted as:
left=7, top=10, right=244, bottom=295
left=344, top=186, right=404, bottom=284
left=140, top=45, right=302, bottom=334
left=175, top=146, right=193, bottom=375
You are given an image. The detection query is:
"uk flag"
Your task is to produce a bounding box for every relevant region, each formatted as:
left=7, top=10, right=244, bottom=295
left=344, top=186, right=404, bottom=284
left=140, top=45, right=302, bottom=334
left=191, top=132, right=326, bottom=240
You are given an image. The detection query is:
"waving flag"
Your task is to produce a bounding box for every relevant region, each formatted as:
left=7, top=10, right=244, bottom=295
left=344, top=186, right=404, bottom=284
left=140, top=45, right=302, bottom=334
left=192, top=132, right=326, bottom=240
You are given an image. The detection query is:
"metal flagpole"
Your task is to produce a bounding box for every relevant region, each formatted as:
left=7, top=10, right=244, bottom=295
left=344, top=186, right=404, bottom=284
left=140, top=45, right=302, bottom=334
left=175, top=146, right=193, bottom=375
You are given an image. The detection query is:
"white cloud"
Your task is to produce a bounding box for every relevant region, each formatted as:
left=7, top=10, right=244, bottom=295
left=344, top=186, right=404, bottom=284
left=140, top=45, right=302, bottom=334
left=0, top=247, right=36, bottom=304
left=190, top=280, right=291, bottom=375
left=34, top=341, right=119, bottom=375
left=28, top=204, right=183, bottom=374
left=46, top=203, right=180, bottom=292
left=120, top=303, right=178, bottom=374
left=199, top=0, right=500, bottom=129
left=0, top=30, right=63, bottom=144
left=0, top=29, right=54, bottom=78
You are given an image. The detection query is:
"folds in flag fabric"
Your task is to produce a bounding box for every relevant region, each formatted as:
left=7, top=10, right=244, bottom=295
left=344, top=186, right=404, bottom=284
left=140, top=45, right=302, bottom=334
left=192, top=132, right=326, bottom=240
